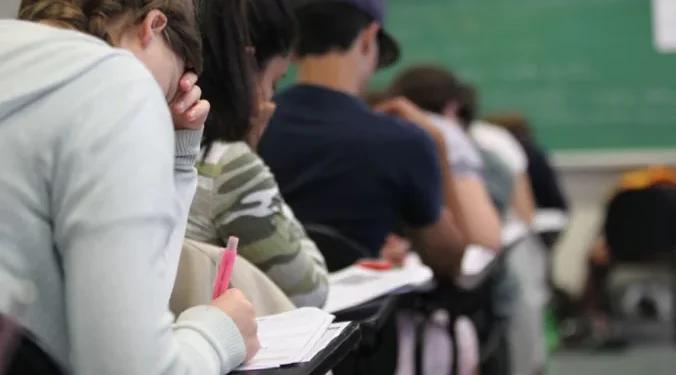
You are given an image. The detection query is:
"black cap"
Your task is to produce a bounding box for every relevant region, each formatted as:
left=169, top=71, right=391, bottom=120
left=293, top=0, right=400, bottom=69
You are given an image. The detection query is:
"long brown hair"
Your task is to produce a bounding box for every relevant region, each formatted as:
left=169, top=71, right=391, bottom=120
left=19, top=0, right=259, bottom=145
left=19, top=0, right=203, bottom=74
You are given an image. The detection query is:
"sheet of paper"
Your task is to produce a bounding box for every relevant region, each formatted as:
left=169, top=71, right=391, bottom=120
left=532, top=209, right=568, bottom=233
left=301, top=322, right=350, bottom=362
left=235, top=308, right=335, bottom=371
left=456, top=245, right=497, bottom=290
left=653, top=0, right=676, bottom=53
left=323, top=260, right=433, bottom=313
left=501, top=220, right=529, bottom=248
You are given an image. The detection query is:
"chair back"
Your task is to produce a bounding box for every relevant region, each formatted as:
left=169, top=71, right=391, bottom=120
left=170, top=239, right=295, bottom=317
left=303, top=224, right=371, bottom=272
left=604, top=185, right=676, bottom=262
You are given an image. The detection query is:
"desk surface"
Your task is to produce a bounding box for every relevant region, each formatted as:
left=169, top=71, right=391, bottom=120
left=237, top=322, right=361, bottom=375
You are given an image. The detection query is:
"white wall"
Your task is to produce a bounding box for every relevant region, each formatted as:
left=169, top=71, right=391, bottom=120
left=0, top=0, right=19, bottom=18
left=550, top=149, right=676, bottom=296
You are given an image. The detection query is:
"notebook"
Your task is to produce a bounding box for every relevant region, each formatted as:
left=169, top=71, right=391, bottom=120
left=323, top=256, right=433, bottom=313
left=234, top=308, right=343, bottom=371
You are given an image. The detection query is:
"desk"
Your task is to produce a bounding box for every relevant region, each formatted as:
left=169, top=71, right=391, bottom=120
left=237, top=322, right=361, bottom=375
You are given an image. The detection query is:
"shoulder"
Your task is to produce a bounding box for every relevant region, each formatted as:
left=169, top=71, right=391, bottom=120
left=200, top=142, right=277, bottom=195
left=470, top=121, right=527, bottom=174
left=428, top=114, right=483, bottom=169
left=380, top=114, right=439, bottom=163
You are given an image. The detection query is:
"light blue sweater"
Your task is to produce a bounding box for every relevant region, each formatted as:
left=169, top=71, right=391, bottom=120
left=0, top=21, right=245, bottom=374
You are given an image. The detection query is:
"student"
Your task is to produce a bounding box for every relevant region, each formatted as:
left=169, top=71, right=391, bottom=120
left=186, top=0, right=330, bottom=308
left=258, top=0, right=465, bottom=278
left=1, top=1, right=258, bottom=374
left=470, top=117, right=537, bottom=224
left=446, top=84, right=514, bottom=217
left=389, top=65, right=502, bottom=251
left=484, top=111, right=568, bottom=212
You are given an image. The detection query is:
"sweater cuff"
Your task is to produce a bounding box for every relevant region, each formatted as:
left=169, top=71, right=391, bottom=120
left=174, top=305, right=246, bottom=373
left=175, top=129, right=203, bottom=165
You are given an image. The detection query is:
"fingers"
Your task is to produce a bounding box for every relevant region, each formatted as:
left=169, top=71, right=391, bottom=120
left=186, top=99, right=210, bottom=125
left=179, top=72, right=198, bottom=92
left=173, top=85, right=202, bottom=114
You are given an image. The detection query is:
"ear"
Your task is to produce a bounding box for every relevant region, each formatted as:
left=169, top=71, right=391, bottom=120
left=359, top=22, right=381, bottom=56
left=139, top=9, right=168, bottom=48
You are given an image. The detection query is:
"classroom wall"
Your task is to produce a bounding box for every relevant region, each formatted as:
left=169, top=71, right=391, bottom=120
left=0, top=0, right=19, bottom=18
left=551, top=150, right=676, bottom=296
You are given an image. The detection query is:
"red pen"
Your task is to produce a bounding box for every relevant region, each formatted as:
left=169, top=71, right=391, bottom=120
left=356, top=259, right=392, bottom=271
left=212, top=236, right=239, bottom=299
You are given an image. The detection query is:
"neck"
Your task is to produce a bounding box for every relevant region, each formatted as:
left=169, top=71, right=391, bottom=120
left=441, top=107, right=459, bottom=122
left=295, top=54, right=363, bottom=96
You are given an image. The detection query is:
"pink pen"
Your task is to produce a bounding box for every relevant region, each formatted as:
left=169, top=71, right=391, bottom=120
left=212, top=236, right=239, bottom=300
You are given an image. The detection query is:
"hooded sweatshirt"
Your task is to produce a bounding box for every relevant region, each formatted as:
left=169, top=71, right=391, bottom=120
left=0, top=20, right=245, bottom=375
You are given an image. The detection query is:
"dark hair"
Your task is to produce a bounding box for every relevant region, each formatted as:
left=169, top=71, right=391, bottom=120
left=483, top=111, right=532, bottom=141
left=294, top=2, right=374, bottom=58
left=247, top=0, right=296, bottom=71
left=456, top=83, right=478, bottom=128
left=19, top=0, right=203, bottom=74
left=197, top=0, right=258, bottom=148
left=388, top=64, right=463, bottom=115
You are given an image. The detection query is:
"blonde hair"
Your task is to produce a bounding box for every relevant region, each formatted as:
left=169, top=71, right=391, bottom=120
left=18, top=0, right=203, bottom=74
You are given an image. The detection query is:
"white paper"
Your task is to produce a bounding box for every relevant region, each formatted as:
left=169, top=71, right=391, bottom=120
left=235, top=308, right=335, bottom=371
left=501, top=220, right=529, bottom=248
left=301, top=322, right=350, bottom=362
left=457, top=245, right=497, bottom=290
left=323, top=259, right=433, bottom=313
left=652, top=0, right=676, bottom=53
left=532, top=209, right=568, bottom=234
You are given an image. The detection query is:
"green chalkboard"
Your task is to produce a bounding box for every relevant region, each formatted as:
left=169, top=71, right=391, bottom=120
left=371, top=0, right=676, bottom=150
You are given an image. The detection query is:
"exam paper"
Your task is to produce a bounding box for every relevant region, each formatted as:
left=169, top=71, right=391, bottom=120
left=501, top=220, right=529, bottom=248
left=532, top=209, right=568, bottom=233
left=301, top=322, right=350, bottom=362
left=235, top=308, right=335, bottom=371
left=323, top=259, right=433, bottom=313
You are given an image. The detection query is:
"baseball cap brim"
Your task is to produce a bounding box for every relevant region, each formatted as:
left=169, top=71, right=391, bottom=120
left=377, top=29, right=400, bottom=69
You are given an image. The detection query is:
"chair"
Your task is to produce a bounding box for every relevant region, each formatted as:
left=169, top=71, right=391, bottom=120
left=603, top=185, right=676, bottom=342
left=170, top=239, right=295, bottom=317
left=304, top=223, right=372, bottom=272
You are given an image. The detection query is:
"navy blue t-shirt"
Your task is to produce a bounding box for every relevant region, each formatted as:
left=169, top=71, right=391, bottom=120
left=258, top=84, right=442, bottom=255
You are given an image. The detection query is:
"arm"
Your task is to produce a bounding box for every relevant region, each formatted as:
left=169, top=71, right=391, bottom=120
left=53, top=58, right=245, bottom=375
left=398, top=127, right=465, bottom=278
left=511, top=173, right=536, bottom=224
left=440, top=122, right=501, bottom=251
left=453, top=176, right=502, bottom=251
left=210, top=144, right=329, bottom=308
left=161, top=129, right=202, bottom=300
left=430, top=130, right=469, bottom=247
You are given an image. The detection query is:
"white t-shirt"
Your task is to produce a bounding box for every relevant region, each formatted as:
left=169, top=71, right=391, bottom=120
left=427, top=113, right=484, bottom=179
left=470, top=121, right=527, bottom=176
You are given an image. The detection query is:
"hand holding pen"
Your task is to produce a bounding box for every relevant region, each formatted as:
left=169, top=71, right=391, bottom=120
left=210, top=236, right=260, bottom=362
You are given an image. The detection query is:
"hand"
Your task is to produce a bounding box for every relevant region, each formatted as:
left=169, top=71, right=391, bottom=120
left=375, top=96, right=447, bottom=155
left=212, top=289, right=260, bottom=362
left=170, top=72, right=210, bottom=130
left=380, top=234, right=410, bottom=267
left=247, top=101, right=276, bottom=149
left=374, top=97, right=438, bottom=134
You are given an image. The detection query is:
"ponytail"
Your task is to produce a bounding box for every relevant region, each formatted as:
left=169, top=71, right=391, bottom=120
left=18, top=0, right=88, bottom=32
left=18, top=0, right=203, bottom=75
